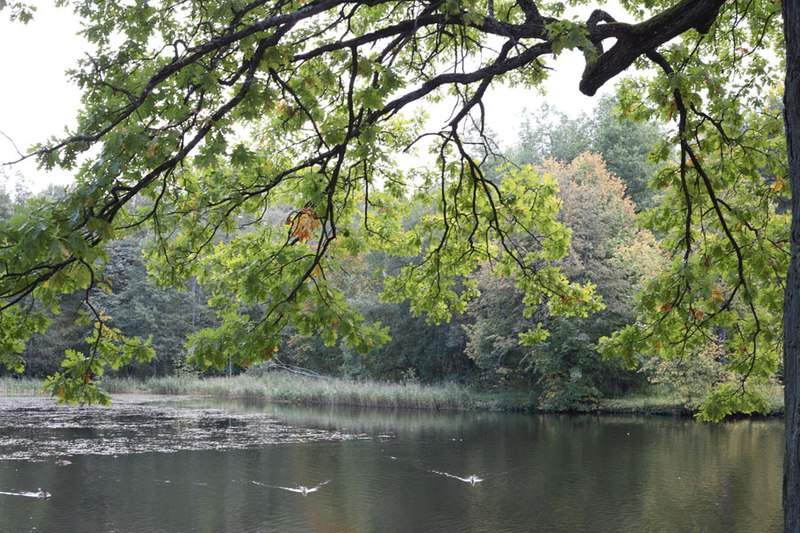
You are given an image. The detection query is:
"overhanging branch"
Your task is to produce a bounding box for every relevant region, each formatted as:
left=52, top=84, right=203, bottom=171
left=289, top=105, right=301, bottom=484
left=580, top=0, right=725, bottom=96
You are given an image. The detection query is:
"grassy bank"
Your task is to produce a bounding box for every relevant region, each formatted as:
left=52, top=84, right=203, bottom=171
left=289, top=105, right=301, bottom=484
left=0, top=377, right=44, bottom=396
left=0, top=373, right=784, bottom=416
left=0, top=374, right=543, bottom=411
left=597, top=383, right=785, bottom=417
left=104, top=374, right=476, bottom=410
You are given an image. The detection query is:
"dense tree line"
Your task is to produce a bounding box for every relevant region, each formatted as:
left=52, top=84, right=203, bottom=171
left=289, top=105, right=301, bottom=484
left=4, top=97, right=703, bottom=409
left=0, top=0, right=785, bottom=424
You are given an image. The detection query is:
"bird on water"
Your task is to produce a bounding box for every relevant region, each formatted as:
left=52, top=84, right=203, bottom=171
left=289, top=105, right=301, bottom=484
left=429, top=470, right=483, bottom=485
left=252, top=479, right=331, bottom=496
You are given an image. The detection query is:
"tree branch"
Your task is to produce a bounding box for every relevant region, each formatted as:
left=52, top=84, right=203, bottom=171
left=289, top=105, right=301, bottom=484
left=580, top=0, right=725, bottom=96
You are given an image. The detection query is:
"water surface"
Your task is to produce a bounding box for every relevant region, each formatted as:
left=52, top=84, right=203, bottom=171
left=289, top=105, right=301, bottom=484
left=0, top=395, right=784, bottom=532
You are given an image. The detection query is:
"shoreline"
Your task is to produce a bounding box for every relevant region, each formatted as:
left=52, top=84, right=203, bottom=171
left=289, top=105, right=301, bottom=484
left=0, top=373, right=784, bottom=418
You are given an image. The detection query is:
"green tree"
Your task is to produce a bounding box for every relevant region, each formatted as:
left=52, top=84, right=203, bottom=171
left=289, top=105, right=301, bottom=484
left=93, top=236, right=218, bottom=377
left=513, top=104, right=592, bottom=166
left=1, top=1, right=799, bottom=528
left=0, top=186, right=12, bottom=221
left=278, top=247, right=472, bottom=382
left=512, top=95, right=663, bottom=210
left=1, top=186, right=91, bottom=377
left=18, top=290, right=89, bottom=378
left=465, top=154, right=664, bottom=407
left=358, top=299, right=470, bottom=382
left=539, top=154, right=664, bottom=404
left=590, top=96, right=663, bottom=211
left=464, top=266, right=536, bottom=388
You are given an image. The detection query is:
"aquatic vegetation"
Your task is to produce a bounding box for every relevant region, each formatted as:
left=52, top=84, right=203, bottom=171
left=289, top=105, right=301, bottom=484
left=0, top=378, right=44, bottom=396
left=0, top=396, right=371, bottom=462
left=101, top=373, right=476, bottom=411
left=0, top=374, right=783, bottom=415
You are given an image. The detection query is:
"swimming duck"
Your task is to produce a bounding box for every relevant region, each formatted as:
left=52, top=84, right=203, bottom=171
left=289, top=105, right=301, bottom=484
left=429, top=470, right=483, bottom=485
left=253, top=479, right=330, bottom=496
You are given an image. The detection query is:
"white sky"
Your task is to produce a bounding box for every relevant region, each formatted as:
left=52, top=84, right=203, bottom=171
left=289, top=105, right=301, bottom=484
left=0, top=3, right=85, bottom=191
left=0, top=3, right=611, bottom=193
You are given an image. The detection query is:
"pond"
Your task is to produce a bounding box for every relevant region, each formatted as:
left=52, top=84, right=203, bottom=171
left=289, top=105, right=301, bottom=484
left=0, top=395, right=784, bottom=532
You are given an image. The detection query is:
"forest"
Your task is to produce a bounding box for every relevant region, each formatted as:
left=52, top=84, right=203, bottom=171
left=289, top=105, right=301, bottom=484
left=0, top=95, right=773, bottom=414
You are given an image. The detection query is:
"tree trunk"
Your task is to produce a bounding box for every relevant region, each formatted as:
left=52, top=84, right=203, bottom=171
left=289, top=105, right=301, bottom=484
left=783, top=2, right=800, bottom=532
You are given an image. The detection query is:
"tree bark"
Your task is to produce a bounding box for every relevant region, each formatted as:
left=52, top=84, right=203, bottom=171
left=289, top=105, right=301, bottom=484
left=783, top=1, right=800, bottom=531
left=579, top=0, right=724, bottom=96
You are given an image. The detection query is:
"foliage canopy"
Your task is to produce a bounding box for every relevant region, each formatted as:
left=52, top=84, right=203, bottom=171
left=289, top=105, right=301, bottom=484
left=0, top=0, right=787, bottom=422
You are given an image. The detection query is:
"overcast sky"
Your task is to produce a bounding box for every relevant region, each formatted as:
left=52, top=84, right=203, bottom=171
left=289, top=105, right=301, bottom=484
left=0, top=3, right=610, bottom=193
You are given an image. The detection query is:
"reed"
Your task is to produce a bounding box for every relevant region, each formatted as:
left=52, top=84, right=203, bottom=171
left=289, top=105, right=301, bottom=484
left=104, top=373, right=477, bottom=410
left=0, top=378, right=44, bottom=395
left=597, top=395, right=689, bottom=416
left=0, top=374, right=785, bottom=417
left=598, top=381, right=785, bottom=417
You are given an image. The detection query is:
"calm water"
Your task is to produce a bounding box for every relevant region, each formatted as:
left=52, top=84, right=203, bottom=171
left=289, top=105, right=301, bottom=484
left=0, top=395, right=784, bottom=532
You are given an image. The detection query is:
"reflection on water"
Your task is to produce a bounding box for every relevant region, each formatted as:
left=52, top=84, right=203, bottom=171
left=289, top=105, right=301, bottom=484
left=0, top=395, right=784, bottom=532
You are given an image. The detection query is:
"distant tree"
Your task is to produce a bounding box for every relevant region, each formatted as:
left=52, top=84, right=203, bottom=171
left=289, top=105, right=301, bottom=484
left=464, top=267, right=534, bottom=388
left=357, top=299, right=470, bottom=382
left=279, top=246, right=472, bottom=383
left=535, top=154, right=665, bottom=406
left=511, top=95, right=663, bottom=210
left=0, top=186, right=12, bottom=221
left=93, top=236, right=218, bottom=377
left=19, top=291, right=89, bottom=377
left=513, top=104, right=592, bottom=166
left=590, top=96, right=663, bottom=211
left=465, top=154, right=665, bottom=407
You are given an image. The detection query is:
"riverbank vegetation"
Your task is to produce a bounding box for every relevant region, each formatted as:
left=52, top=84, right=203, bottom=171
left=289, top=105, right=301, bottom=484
left=0, top=374, right=529, bottom=411
left=0, top=95, right=785, bottom=417
left=0, top=371, right=784, bottom=417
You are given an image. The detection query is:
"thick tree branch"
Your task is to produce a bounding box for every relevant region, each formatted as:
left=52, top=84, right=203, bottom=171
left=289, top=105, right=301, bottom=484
left=580, top=0, right=725, bottom=95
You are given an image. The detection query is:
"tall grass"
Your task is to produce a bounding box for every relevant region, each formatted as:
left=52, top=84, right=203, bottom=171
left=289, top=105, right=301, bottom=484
left=596, top=395, right=689, bottom=416
left=1, top=374, right=784, bottom=416
left=0, top=374, right=474, bottom=410
left=101, top=373, right=477, bottom=410
left=597, top=381, right=785, bottom=417
left=0, top=378, right=44, bottom=395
